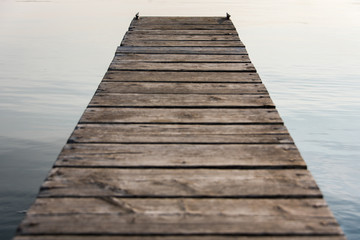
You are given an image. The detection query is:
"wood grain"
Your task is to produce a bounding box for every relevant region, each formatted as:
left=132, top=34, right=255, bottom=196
left=39, top=168, right=321, bottom=197
left=14, top=236, right=346, bottom=240
left=18, top=214, right=340, bottom=236
left=89, top=94, right=274, bottom=107
left=123, top=34, right=240, bottom=41
left=116, top=46, right=248, bottom=55
left=103, top=71, right=261, bottom=82
left=113, top=54, right=250, bottom=62
left=96, top=82, right=267, bottom=94
left=79, top=108, right=283, bottom=124
left=129, top=24, right=236, bottom=31
left=121, top=40, right=244, bottom=47
left=126, top=30, right=239, bottom=35
left=109, top=62, right=255, bottom=71
left=17, top=198, right=341, bottom=236
left=27, top=198, right=332, bottom=216
left=56, top=143, right=304, bottom=167
left=68, top=124, right=291, bottom=144
left=130, top=17, right=235, bottom=25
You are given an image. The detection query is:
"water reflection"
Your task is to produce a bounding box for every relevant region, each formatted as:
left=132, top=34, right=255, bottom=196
left=0, top=137, right=62, bottom=239
left=0, top=0, right=359, bottom=239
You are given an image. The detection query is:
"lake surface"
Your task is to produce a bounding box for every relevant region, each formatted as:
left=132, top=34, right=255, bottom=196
left=0, top=0, right=359, bottom=239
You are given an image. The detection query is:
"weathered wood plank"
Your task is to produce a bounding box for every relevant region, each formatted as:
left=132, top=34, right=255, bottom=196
left=89, top=94, right=274, bottom=107
left=121, top=40, right=244, bottom=47
left=39, top=168, right=321, bottom=197
left=55, top=143, right=304, bottom=167
left=103, top=71, right=261, bottom=83
left=116, top=46, right=247, bottom=55
left=79, top=108, right=283, bottom=124
left=17, top=214, right=340, bottom=236
left=26, top=198, right=333, bottom=216
left=130, top=17, right=234, bottom=25
left=68, top=124, right=291, bottom=144
left=14, top=236, right=347, bottom=240
left=127, top=30, right=239, bottom=35
left=123, top=34, right=240, bottom=41
left=96, top=82, right=267, bottom=94
left=17, top=198, right=342, bottom=236
left=114, top=54, right=250, bottom=62
left=129, top=24, right=236, bottom=31
left=109, top=62, right=255, bottom=71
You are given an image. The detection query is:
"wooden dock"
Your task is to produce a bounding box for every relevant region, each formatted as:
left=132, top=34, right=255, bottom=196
left=15, top=16, right=345, bottom=239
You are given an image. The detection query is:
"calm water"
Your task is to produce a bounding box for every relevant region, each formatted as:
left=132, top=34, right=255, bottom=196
left=1, top=0, right=359, bottom=239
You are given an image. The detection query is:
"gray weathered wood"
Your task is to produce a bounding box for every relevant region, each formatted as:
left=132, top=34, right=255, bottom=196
left=89, top=94, right=274, bottom=107
left=130, top=17, right=234, bottom=25
left=121, top=40, right=244, bottom=47
left=17, top=214, right=340, bottom=236
left=68, top=124, right=292, bottom=144
left=14, top=236, right=347, bottom=240
left=96, top=82, right=267, bottom=94
left=126, top=30, right=239, bottom=35
left=116, top=46, right=247, bottom=55
left=79, top=108, right=283, bottom=124
left=56, top=143, right=304, bottom=167
left=17, top=198, right=342, bottom=235
left=123, top=34, right=240, bottom=41
left=109, top=62, right=255, bottom=71
left=103, top=71, right=261, bottom=82
left=129, top=24, right=236, bottom=31
left=26, top=198, right=332, bottom=216
left=39, top=168, right=321, bottom=197
left=114, top=54, right=250, bottom=62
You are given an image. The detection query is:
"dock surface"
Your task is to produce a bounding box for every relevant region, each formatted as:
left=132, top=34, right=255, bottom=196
left=15, top=16, right=345, bottom=239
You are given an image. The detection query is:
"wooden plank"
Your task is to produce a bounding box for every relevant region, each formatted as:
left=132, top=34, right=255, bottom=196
left=109, top=62, right=255, bottom=71
left=79, top=108, right=283, bottom=124
left=103, top=71, right=262, bottom=83
left=14, top=236, right=347, bottom=240
left=96, top=82, right=267, bottom=94
left=39, top=168, right=321, bottom=197
left=55, top=143, right=304, bottom=167
left=121, top=40, right=244, bottom=47
left=129, top=24, right=236, bottom=31
left=17, top=198, right=342, bottom=236
left=114, top=54, right=251, bottom=62
left=130, top=17, right=234, bottom=25
left=123, top=34, right=240, bottom=41
left=17, top=214, right=341, bottom=236
left=89, top=94, right=274, bottom=107
left=68, top=124, right=292, bottom=144
left=116, top=46, right=247, bottom=55
left=26, top=198, right=333, bottom=216
left=127, top=30, right=239, bottom=35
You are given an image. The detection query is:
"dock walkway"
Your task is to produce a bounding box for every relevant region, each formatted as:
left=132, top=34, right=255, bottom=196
left=15, top=16, right=345, bottom=239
